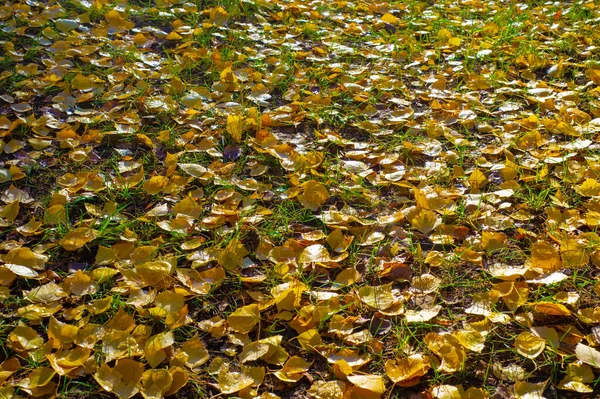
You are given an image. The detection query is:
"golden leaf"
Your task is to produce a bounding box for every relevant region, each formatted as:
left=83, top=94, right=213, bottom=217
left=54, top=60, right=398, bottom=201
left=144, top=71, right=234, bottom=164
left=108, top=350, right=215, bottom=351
left=60, top=227, right=98, bottom=251
left=209, top=6, right=229, bottom=26
left=140, top=369, right=173, bottom=399
left=227, top=304, right=260, bottom=333
left=298, top=244, right=332, bottom=264
left=346, top=374, right=385, bottom=396
left=385, top=355, right=430, bottom=384
left=179, top=335, right=210, bottom=369
left=358, top=283, right=395, bottom=310
left=297, top=180, right=329, bottom=211
left=530, top=241, right=561, bottom=271
left=514, top=332, right=545, bottom=359
left=145, top=331, right=174, bottom=368
left=94, top=359, right=145, bottom=399
left=227, top=115, right=244, bottom=143
left=404, top=206, right=441, bottom=234
left=217, top=363, right=255, bottom=394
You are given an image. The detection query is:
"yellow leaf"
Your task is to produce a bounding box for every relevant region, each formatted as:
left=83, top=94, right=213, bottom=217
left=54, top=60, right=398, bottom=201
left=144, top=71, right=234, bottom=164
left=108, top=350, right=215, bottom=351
left=404, top=206, right=441, bottom=234
left=307, top=380, right=346, bottom=399
left=297, top=329, right=323, bottom=352
left=327, top=229, right=354, bottom=253
left=481, top=231, right=507, bottom=252
left=589, top=69, right=600, bottom=85
left=239, top=342, right=270, bottom=363
left=142, top=175, right=168, bottom=195
left=576, top=179, right=600, bottom=196
left=165, top=31, right=182, bottom=41
left=380, top=13, right=398, bottom=25
left=217, top=239, right=249, bottom=270
left=298, top=180, right=329, bottom=211
left=5, top=247, right=47, bottom=270
left=48, top=316, right=79, bottom=348
left=180, top=335, right=209, bottom=369
left=9, top=323, right=44, bottom=352
left=530, top=241, right=561, bottom=271
left=140, top=369, right=173, bottom=399
left=405, top=305, right=441, bottom=323
left=468, top=169, right=487, bottom=189
left=514, top=380, right=547, bottom=399
left=71, top=74, right=96, bottom=91
left=60, top=227, right=98, bottom=251
left=178, top=163, right=211, bottom=179
left=347, top=374, right=385, bottom=395
left=217, top=363, right=254, bottom=394
left=385, top=355, right=430, bottom=384
left=164, top=367, right=189, bottom=397
left=576, top=343, right=600, bottom=368
left=453, top=330, right=485, bottom=352
left=424, top=333, right=466, bottom=373
left=63, top=270, right=98, bottom=296
left=298, top=244, right=332, bottom=264
left=560, top=238, right=589, bottom=268
left=448, top=37, right=462, bottom=47
left=358, top=283, right=395, bottom=310
left=411, top=273, right=441, bottom=294
left=94, top=359, right=145, bottom=399
left=227, top=115, right=244, bottom=142
left=18, top=367, right=56, bottom=391
left=105, top=9, right=134, bottom=31
left=274, top=356, right=312, bottom=382
left=227, top=304, right=260, bottom=333
left=47, top=346, right=90, bottom=376
left=431, top=385, right=462, bottom=399
left=533, top=301, right=572, bottom=316
left=145, top=331, right=174, bottom=368
left=25, top=281, right=67, bottom=304
left=209, top=6, right=229, bottom=26
left=514, top=332, right=545, bottom=359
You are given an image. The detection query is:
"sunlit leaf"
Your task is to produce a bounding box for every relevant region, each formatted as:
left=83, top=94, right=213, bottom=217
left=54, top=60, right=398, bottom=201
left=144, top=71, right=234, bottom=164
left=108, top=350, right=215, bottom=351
left=60, top=227, right=98, bottom=251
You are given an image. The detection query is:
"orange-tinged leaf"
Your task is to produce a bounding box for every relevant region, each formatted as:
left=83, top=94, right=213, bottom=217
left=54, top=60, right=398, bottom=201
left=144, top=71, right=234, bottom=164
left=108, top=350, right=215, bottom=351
left=533, top=301, right=572, bottom=316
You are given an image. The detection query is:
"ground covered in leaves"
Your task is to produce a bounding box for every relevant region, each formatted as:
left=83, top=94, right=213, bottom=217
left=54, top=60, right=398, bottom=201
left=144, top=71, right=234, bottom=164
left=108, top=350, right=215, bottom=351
left=4, top=0, right=600, bottom=398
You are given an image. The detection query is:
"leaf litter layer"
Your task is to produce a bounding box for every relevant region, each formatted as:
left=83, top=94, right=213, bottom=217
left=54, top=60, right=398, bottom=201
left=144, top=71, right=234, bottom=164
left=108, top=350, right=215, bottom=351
left=2, top=0, right=600, bottom=398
